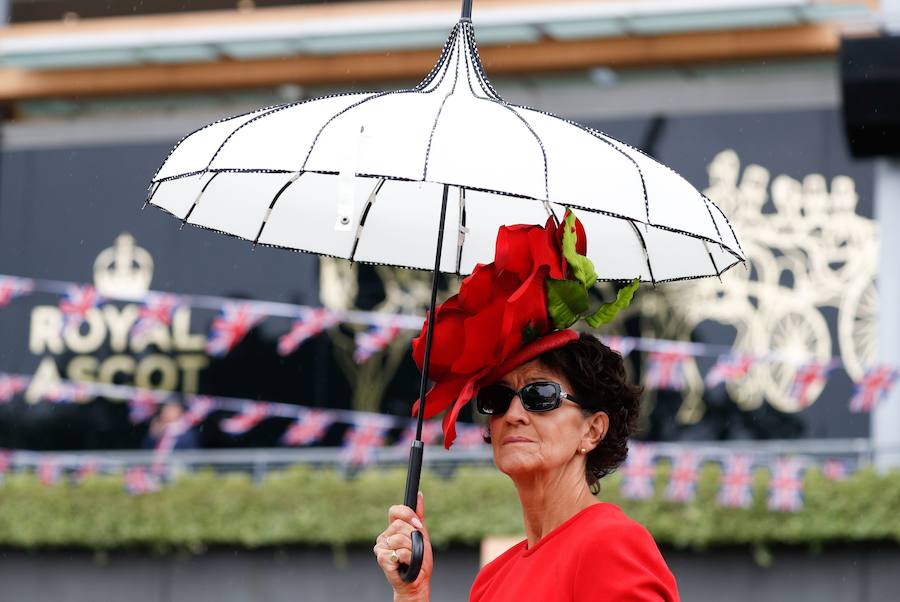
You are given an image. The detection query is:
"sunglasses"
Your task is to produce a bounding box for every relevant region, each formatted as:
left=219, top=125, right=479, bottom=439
left=475, top=381, right=580, bottom=416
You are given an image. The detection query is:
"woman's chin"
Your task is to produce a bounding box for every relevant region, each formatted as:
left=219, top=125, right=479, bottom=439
left=494, top=450, right=541, bottom=477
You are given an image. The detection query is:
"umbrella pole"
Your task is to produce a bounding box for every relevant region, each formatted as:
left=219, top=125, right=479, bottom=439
left=398, top=183, right=450, bottom=583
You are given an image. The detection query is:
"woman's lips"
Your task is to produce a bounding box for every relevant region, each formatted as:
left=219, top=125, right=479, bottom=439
left=502, top=436, right=533, bottom=444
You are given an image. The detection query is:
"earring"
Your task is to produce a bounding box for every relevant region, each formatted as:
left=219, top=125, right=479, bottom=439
left=580, top=448, right=586, bottom=454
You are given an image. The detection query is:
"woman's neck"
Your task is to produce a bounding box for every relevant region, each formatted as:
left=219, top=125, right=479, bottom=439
left=512, top=465, right=599, bottom=549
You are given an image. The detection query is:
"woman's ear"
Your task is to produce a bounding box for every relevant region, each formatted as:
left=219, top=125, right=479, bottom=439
left=584, top=411, right=609, bottom=449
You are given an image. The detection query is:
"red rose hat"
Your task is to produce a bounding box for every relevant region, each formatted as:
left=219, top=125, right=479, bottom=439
left=411, top=210, right=639, bottom=448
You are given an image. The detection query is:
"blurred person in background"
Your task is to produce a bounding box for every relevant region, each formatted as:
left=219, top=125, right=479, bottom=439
left=142, top=400, right=199, bottom=451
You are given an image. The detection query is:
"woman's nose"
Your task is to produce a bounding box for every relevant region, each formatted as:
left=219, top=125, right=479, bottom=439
left=503, top=394, right=530, bottom=422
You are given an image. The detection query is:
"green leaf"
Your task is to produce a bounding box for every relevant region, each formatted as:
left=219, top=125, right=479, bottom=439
left=546, top=278, right=589, bottom=330
left=560, top=211, right=597, bottom=288
left=584, top=278, right=640, bottom=328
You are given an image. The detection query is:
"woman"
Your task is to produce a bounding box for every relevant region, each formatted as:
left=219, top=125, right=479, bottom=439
left=373, top=212, right=679, bottom=601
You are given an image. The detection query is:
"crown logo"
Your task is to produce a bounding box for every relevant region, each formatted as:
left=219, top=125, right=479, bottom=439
left=93, top=233, right=154, bottom=300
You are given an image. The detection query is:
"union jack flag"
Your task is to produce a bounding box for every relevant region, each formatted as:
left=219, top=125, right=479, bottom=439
left=59, top=285, right=102, bottom=328
left=601, top=335, right=636, bottom=358
left=282, top=409, right=334, bottom=447
left=219, top=402, right=271, bottom=435
left=0, top=375, right=27, bottom=403
left=395, top=420, right=442, bottom=448
left=37, top=456, right=61, bottom=486
left=353, top=322, right=402, bottom=364
left=278, top=308, right=338, bottom=356
left=128, top=388, right=164, bottom=423
left=620, top=443, right=656, bottom=500
left=153, top=396, right=214, bottom=468
left=132, top=293, right=182, bottom=340
left=454, top=423, right=487, bottom=449
left=788, top=361, right=833, bottom=409
left=823, top=458, right=849, bottom=481
left=767, top=456, right=805, bottom=512
left=705, top=354, right=754, bottom=388
left=717, top=454, right=754, bottom=508
left=124, top=466, right=160, bottom=495
left=341, top=417, right=391, bottom=467
left=206, top=303, right=263, bottom=357
left=644, top=348, right=690, bottom=391
left=665, top=449, right=702, bottom=503
left=0, top=276, right=34, bottom=307
left=849, top=365, right=898, bottom=413
left=185, top=395, right=215, bottom=425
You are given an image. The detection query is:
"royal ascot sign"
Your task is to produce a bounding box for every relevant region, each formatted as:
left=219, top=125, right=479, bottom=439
left=25, top=233, right=209, bottom=404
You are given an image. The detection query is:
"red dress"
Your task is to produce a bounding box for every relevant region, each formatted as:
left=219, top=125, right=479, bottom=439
left=469, top=503, right=680, bottom=602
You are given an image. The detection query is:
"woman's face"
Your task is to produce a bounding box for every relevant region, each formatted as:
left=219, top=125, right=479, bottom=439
left=488, top=359, right=601, bottom=480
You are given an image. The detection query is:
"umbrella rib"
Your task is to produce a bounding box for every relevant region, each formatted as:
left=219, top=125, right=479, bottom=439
left=303, top=25, right=461, bottom=175
left=142, top=181, right=160, bottom=210
left=422, top=32, right=462, bottom=181
left=462, top=21, right=502, bottom=101
left=180, top=172, right=220, bottom=229
left=702, top=240, right=723, bottom=283
left=459, top=34, right=550, bottom=204
left=349, top=178, right=387, bottom=262
left=629, top=221, right=657, bottom=286
left=252, top=171, right=304, bottom=249
left=455, top=187, right=467, bottom=275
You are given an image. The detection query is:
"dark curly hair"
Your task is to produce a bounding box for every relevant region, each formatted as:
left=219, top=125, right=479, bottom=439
left=483, top=333, right=643, bottom=494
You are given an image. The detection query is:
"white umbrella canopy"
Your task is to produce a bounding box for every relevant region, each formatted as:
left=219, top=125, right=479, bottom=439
left=146, top=13, right=744, bottom=284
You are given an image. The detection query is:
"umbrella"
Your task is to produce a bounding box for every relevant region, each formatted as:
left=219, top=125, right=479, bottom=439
left=144, top=0, right=745, bottom=582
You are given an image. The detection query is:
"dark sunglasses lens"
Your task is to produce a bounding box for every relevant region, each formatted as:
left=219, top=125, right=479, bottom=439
left=477, top=385, right=515, bottom=415
left=520, top=382, right=562, bottom=412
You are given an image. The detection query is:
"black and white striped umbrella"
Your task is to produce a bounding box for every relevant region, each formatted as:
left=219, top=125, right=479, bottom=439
left=145, top=15, right=744, bottom=285
left=144, top=0, right=745, bottom=584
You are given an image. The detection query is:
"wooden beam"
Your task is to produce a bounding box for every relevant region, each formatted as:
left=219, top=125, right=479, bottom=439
left=0, top=23, right=841, bottom=102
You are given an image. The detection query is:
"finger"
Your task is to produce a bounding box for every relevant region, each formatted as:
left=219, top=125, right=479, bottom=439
left=386, top=532, right=412, bottom=551
left=388, top=504, right=424, bottom=530
left=416, top=490, right=425, bottom=521
left=390, top=518, right=416, bottom=536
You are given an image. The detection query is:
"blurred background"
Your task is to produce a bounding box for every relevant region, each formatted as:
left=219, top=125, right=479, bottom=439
left=0, top=0, right=898, bottom=600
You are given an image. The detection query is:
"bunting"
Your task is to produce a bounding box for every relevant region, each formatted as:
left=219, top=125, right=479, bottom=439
left=705, top=354, right=754, bottom=388
left=395, top=421, right=442, bottom=448
left=59, top=285, right=102, bottom=328
left=206, top=302, right=263, bottom=357
left=353, top=322, right=402, bottom=364
left=767, top=456, right=805, bottom=512
left=37, top=456, right=61, bottom=486
left=125, top=466, right=161, bottom=495
left=717, top=454, right=754, bottom=508
left=220, top=402, right=271, bottom=435
left=282, top=409, right=335, bottom=447
left=128, top=389, right=164, bottom=424
left=0, top=375, right=27, bottom=403
left=665, top=449, right=702, bottom=503
left=278, top=308, right=338, bottom=356
left=789, top=361, right=832, bottom=409
left=620, top=443, right=656, bottom=500
left=132, top=293, right=182, bottom=340
left=645, top=348, right=690, bottom=391
left=454, top=423, right=488, bottom=449
left=341, top=417, right=390, bottom=467
left=601, top=335, right=636, bottom=358
left=0, top=276, right=34, bottom=307
left=823, top=458, right=849, bottom=481
left=849, top=365, right=898, bottom=413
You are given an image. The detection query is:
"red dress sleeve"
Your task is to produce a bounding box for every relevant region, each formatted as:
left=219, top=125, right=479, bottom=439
left=573, top=519, right=680, bottom=602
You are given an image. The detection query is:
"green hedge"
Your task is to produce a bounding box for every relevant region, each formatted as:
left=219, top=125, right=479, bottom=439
left=0, top=464, right=899, bottom=552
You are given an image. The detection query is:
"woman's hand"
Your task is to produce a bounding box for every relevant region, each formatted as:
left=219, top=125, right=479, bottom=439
left=373, top=491, right=434, bottom=601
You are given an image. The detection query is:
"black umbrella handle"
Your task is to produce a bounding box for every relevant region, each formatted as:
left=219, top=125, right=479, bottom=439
left=398, top=440, right=425, bottom=583
left=397, top=184, right=450, bottom=584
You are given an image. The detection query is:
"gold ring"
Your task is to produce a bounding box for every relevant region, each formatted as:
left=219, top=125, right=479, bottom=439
left=389, top=550, right=399, bottom=564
